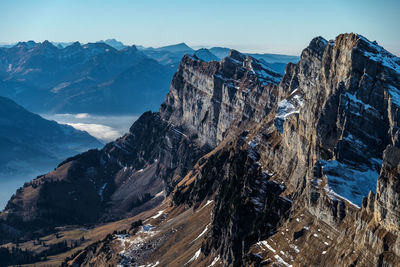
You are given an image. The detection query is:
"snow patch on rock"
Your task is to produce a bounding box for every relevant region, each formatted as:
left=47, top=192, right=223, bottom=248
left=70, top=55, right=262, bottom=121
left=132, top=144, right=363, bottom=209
left=359, top=35, right=400, bottom=74
left=275, top=93, right=303, bottom=133
left=320, top=159, right=379, bottom=207
left=151, top=210, right=164, bottom=219
left=186, top=248, right=201, bottom=265
left=207, top=255, right=220, bottom=266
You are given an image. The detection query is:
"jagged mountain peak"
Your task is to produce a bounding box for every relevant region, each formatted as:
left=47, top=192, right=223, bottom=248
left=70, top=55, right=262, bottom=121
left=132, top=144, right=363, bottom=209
left=167, top=33, right=400, bottom=265
left=15, top=40, right=37, bottom=49
left=96, top=38, right=126, bottom=50
left=220, top=49, right=282, bottom=85
left=161, top=49, right=282, bottom=148
left=305, top=36, right=328, bottom=57
left=60, top=41, right=83, bottom=54
left=229, top=48, right=247, bottom=60
left=121, top=44, right=139, bottom=54
left=37, top=40, right=59, bottom=51
left=68, top=41, right=81, bottom=47
left=355, top=35, right=400, bottom=73
left=41, top=40, right=53, bottom=46
left=308, top=33, right=400, bottom=74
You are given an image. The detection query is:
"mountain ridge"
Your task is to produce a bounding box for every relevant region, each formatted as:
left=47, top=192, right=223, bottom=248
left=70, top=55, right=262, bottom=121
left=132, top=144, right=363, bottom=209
left=66, top=33, right=400, bottom=266
left=1, top=33, right=399, bottom=267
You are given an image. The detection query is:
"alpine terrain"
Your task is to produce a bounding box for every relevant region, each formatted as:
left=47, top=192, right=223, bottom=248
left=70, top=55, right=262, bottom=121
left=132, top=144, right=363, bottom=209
left=0, top=33, right=399, bottom=267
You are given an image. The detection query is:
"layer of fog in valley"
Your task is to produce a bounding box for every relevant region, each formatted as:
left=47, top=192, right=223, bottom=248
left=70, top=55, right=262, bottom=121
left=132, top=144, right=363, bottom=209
left=41, top=113, right=139, bottom=143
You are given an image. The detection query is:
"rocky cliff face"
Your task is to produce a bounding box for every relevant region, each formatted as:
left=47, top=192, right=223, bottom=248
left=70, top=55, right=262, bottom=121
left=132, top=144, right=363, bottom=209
left=375, top=146, right=400, bottom=232
left=171, top=33, right=400, bottom=266
left=196, top=33, right=400, bottom=266
left=160, top=50, right=281, bottom=148
left=1, top=33, right=400, bottom=267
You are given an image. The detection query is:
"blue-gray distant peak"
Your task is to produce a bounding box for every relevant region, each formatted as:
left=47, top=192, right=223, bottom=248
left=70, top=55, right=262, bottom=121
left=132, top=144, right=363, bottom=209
left=193, top=48, right=219, bottom=62
left=156, top=42, right=194, bottom=53
left=96, top=38, right=126, bottom=50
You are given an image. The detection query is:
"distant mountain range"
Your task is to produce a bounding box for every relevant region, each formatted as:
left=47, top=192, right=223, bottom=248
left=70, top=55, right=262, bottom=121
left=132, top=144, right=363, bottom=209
left=205, top=47, right=299, bottom=74
left=0, top=41, right=175, bottom=115
left=137, top=43, right=299, bottom=74
left=137, top=42, right=195, bottom=69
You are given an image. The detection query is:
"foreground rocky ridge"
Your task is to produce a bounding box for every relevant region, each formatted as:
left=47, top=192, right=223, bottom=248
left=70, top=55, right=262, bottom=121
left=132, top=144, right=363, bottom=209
left=68, top=33, right=399, bottom=267
left=198, top=33, right=400, bottom=266
left=1, top=33, right=400, bottom=267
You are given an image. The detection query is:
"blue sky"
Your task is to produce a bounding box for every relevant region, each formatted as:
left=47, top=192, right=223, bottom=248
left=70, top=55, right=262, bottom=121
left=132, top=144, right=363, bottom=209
left=0, top=0, right=399, bottom=55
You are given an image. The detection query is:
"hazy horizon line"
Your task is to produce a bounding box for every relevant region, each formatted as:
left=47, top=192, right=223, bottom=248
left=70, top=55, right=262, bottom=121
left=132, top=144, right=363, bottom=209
left=0, top=39, right=303, bottom=56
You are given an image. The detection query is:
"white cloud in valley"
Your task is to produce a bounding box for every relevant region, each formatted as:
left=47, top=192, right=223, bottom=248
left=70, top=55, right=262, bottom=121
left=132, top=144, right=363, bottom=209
left=41, top=113, right=138, bottom=143
left=74, top=113, right=90, bottom=119
left=66, top=122, right=121, bottom=142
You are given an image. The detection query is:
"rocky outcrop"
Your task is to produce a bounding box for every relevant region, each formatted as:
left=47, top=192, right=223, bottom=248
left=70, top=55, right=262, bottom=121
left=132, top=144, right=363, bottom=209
left=170, top=33, right=400, bottom=266
left=375, top=146, right=400, bottom=232
left=191, top=135, right=292, bottom=265
left=160, top=51, right=281, bottom=148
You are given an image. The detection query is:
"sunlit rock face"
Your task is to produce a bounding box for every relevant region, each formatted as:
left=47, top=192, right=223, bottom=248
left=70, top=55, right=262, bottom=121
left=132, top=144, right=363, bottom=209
left=166, top=33, right=400, bottom=266
left=160, top=50, right=281, bottom=148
